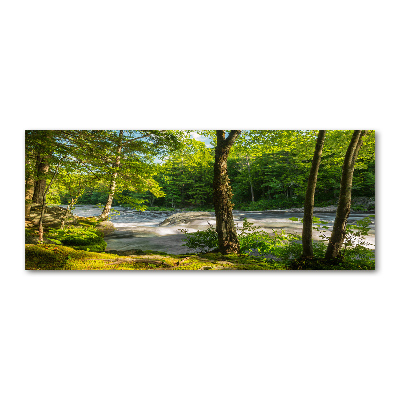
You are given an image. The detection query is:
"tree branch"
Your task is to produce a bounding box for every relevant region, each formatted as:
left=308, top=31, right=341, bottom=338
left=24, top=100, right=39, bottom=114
left=225, top=130, right=241, bottom=148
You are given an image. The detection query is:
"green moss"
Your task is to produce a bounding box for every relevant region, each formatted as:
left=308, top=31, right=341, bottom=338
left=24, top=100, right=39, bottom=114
left=26, top=244, right=287, bottom=270
left=288, top=256, right=375, bottom=270
left=47, top=225, right=107, bottom=252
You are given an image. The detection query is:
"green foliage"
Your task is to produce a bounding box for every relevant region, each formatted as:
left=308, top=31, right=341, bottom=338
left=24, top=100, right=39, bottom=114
left=342, top=216, right=374, bottom=266
left=237, top=219, right=299, bottom=259
left=29, top=130, right=374, bottom=212
left=146, top=206, right=176, bottom=211
left=291, top=215, right=375, bottom=269
left=180, top=216, right=374, bottom=270
left=47, top=226, right=106, bottom=252
left=179, top=223, right=218, bottom=253
left=351, top=205, right=368, bottom=212
left=154, top=138, right=214, bottom=208
left=180, top=218, right=300, bottom=259
left=288, top=256, right=374, bottom=270
left=235, top=198, right=301, bottom=211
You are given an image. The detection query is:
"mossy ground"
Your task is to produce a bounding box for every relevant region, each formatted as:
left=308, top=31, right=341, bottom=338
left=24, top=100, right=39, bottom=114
left=287, top=255, right=375, bottom=270
left=25, top=216, right=374, bottom=271
left=25, top=244, right=287, bottom=270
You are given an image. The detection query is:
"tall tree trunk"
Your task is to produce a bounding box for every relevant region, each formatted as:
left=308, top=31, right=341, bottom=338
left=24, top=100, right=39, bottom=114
left=325, top=130, right=366, bottom=259
left=25, top=177, right=35, bottom=218
left=25, top=152, right=35, bottom=218
left=38, top=161, right=63, bottom=242
left=32, top=154, right=49, bottom=204
left=246, top=154, right=255, bottom=203
left=213, top=130, right=241, bottom=254
left=302, top=130, right=326, bottom=257
left=99, top=130, right=123, bottom=220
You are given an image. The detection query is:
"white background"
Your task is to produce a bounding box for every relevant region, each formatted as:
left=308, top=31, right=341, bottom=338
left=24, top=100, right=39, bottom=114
left=1, top=1, right=399, bottom=399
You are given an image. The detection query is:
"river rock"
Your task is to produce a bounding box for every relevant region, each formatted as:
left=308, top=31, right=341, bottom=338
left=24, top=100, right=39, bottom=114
left=96, top=221, right=116, bottom=236
left=27, top=205, right=77, bottom=228
left=159, top=212, right=215, bottom=226
left=286, top=206, right=337, bottom=213
left=352, top=197, right=375, bottom=210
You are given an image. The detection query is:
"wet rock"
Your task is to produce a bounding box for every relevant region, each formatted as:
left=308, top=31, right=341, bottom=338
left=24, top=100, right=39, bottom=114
left=287, top=206, right=337, bottom=213
left=352, top=197, right=375, bottom=211
left=96, top=221, right=115, bottom=236
left=159, top=212, right=215, bottom=226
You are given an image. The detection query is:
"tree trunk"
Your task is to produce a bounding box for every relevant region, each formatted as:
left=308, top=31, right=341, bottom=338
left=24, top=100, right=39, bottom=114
left=38, top=161, right=63, bottom=242
left=213, top=130, right=241, bottom=254
left=246, top=154, right=255, bottom=203
left=25, top=176, right=35, bottom=218
left=325, top=130, right=366, bottom=259
left=99, top=131, right=123, bottom=220
left=32, top=154, right=49, bottom=204
left=302, top=130, right=326, bottom=257
left=25, top=153, right=35, bottom=218
left=61, top=198, right=76, bottom=229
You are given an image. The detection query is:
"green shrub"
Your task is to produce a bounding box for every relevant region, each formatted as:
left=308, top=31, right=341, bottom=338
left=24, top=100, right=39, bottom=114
left=179, top=223, right=218, bottom=253
left=47, top=226, right=107, bottom=252
left=237, top=219, right=300, bottom=258
left=180, top=219, right=301, bottom=258
left=351, top=205, right=367, bottom=212
left=235, top=198, right=302, bottom=211
left=180, top=216, right=375, bottom=270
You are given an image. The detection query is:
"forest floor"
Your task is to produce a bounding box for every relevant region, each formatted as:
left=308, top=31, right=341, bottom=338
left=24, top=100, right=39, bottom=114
left=25, top=244, right=287, bottom=270
left=24, top=207, right=375, bottom=270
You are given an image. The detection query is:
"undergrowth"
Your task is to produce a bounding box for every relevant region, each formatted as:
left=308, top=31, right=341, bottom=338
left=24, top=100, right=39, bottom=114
left=180, top=217, right=375, bottom=270
left=47, top=225, right=107, bottom=252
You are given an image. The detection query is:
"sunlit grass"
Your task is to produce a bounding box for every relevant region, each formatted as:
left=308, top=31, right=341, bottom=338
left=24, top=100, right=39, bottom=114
left=25, top=244, right=284, bottom=270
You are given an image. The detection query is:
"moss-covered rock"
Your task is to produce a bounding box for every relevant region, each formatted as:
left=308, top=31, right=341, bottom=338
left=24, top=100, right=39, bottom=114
left=27, top=205, right=77, bottom=228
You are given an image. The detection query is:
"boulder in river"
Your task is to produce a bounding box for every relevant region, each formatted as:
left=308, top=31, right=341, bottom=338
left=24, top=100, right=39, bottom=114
left=159, top=211, right=215, bottom=226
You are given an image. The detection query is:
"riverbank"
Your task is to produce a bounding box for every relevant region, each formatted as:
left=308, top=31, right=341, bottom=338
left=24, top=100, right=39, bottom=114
left=25, top=205, right=375, bottom=255
left=25, top=206, right=375, bottom=270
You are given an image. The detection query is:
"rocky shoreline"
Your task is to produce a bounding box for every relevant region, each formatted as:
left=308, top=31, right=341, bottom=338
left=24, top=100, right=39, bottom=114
left=25, top=204, right=375, bottom=253
left=26, top=202, right=374, bottom=231
left=25, top=195, right=375, bottom=233
left=156, top=204, right=375, bottom=227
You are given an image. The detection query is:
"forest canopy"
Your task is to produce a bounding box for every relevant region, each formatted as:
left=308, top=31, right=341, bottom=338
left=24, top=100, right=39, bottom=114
left=26, top=130, right=374, bottom=212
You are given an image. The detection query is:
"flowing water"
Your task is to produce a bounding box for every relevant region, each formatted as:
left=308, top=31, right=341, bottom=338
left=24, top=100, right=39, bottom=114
left=63, top=205, right=375, bottom=254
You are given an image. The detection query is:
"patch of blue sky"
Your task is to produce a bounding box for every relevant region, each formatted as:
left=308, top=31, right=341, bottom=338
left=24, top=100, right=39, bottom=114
left=189, top=131, right=213, bottom=148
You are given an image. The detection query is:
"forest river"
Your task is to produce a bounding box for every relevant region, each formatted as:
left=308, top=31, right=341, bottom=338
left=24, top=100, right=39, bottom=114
left=63, top=205, right=376, bottom=255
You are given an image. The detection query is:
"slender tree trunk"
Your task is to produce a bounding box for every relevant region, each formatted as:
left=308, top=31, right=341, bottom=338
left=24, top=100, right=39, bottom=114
left=32, top=154, right=49, bottom=204
left=246, top=154, right=255, bottom=203
left=213, top=130, right=241, bottom=254
left=38, top=161, right=63, bottom=242
left=99, top=130, right=123, bottom=220
left=25, top=153, right=35, bottom=218
left=302, top=130, right=326, bottom=258
left=25, top=177, right=35, bottom=218
left=61, top=198, right=76, bottom=229
left=325, top=130, right=366, bottom=259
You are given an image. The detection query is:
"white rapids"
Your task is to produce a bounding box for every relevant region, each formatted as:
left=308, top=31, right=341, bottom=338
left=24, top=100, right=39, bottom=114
left=63, top=205, right=375, bottom=254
